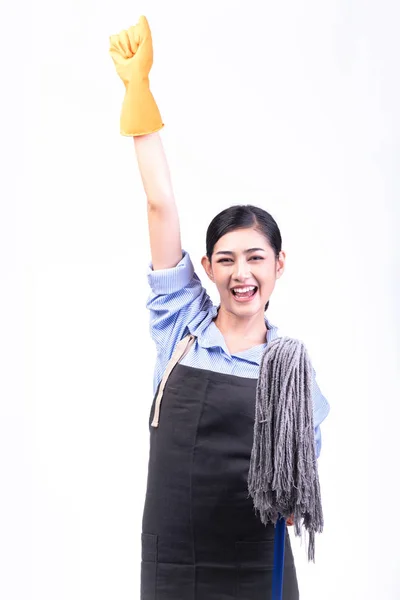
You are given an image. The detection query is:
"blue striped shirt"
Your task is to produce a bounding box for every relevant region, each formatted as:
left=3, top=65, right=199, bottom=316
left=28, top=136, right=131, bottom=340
left=146, top=249, right=330, bottom=457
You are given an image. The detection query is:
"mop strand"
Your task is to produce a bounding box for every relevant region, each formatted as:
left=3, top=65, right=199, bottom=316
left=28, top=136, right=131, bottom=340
left=248, top=336, right=323, bottom=563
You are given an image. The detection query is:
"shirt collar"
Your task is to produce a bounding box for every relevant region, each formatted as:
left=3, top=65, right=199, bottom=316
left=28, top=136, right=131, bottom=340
left=188, top=304, right=280, bottom=366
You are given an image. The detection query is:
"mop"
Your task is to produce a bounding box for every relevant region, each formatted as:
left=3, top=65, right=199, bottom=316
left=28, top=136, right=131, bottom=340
left=248, top=336, right=324, bottom=599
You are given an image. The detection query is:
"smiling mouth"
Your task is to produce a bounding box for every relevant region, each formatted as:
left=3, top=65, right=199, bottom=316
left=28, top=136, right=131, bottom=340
left=231, top=286, right=258, bottom=298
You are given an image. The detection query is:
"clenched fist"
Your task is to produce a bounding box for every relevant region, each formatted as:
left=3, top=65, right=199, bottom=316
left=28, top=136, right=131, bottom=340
left=109, top=16, right=163, bottom=136
left=109, top=16, right=153, bottom=89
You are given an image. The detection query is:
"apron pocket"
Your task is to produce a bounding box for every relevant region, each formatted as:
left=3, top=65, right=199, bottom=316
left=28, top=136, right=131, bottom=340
left=141, top=533, right=158, bottom=600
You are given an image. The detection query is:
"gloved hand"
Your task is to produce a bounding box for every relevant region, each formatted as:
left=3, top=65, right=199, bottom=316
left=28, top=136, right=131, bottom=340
left=109, top=16, right=164, bottom=136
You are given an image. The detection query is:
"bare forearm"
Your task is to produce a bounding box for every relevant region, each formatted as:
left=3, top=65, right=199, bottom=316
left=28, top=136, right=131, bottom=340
left=134, top=133, right=175, bottom=207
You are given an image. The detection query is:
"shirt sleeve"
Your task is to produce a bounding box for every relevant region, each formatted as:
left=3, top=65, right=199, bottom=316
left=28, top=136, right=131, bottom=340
left=146, top=249, right=214, bottom=360
left=311, top=367, right=330, bottom=458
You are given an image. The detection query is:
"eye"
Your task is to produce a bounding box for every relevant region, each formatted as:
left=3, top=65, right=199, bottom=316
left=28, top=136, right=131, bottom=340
left=217, top=256, right=264, bottom=263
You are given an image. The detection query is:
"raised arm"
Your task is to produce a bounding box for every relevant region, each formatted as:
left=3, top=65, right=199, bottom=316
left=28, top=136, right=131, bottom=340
left=134, top=133, right=183, bottom=270
left=109, top=16, right=182, bottom=270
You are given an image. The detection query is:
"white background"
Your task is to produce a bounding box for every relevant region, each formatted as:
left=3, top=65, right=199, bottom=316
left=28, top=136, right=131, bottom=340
left=1, top=0, right=399, bottom=598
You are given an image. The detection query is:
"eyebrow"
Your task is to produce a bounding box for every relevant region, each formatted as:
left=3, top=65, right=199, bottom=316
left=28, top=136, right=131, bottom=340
left=215, top=248, right=267, bottom=256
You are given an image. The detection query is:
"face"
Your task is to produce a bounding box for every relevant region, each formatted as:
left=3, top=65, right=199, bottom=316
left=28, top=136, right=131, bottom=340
left=201, top=228, right=285, bottom=317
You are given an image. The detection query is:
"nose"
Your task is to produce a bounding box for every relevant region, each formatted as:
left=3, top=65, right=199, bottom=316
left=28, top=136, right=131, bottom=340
left=232, top=258, right=251, bottom=281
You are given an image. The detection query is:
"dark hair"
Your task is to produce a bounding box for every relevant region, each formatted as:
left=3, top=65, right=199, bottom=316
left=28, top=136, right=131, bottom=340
left=206, top=205, right=282, bottom=312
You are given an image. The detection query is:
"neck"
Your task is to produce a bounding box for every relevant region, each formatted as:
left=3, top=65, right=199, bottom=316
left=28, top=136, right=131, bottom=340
left=213, top=306, right=268, bottom=343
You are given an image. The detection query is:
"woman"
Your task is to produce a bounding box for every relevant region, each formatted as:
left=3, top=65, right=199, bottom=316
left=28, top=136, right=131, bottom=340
left=110, top=17, right=330, bottom=600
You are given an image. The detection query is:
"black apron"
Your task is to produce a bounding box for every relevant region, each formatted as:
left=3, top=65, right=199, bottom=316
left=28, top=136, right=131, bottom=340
left=141, top=361, right=300, bottom=599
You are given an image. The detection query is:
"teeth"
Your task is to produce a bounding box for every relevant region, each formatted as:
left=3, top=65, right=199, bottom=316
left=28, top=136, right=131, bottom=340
left=232, top=286, right=256, bottom=293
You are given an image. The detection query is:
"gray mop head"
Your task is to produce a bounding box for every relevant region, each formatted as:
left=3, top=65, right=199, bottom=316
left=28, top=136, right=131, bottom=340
left=247, top=336, right=324, bottom=562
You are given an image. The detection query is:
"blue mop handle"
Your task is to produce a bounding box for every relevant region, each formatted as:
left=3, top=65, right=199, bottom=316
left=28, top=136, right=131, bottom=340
left=271, top=515, right=286, bottom=600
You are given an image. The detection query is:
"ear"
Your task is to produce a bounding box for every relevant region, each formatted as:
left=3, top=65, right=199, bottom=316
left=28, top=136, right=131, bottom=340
left=275, top=250, right=286, bottom=279
left=201, top=255, right=214, bottom=281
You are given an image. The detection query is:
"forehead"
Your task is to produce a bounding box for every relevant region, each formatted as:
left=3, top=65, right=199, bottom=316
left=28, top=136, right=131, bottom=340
left=213, top=228, right=269, bottom=251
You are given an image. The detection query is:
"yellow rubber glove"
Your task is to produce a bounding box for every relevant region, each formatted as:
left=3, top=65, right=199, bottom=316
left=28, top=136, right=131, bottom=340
left=109, top=16, right=164, bottom=136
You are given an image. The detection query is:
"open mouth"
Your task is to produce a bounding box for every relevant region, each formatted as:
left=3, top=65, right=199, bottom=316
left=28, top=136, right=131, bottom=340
left=230, top=286, right=258, bottom=301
